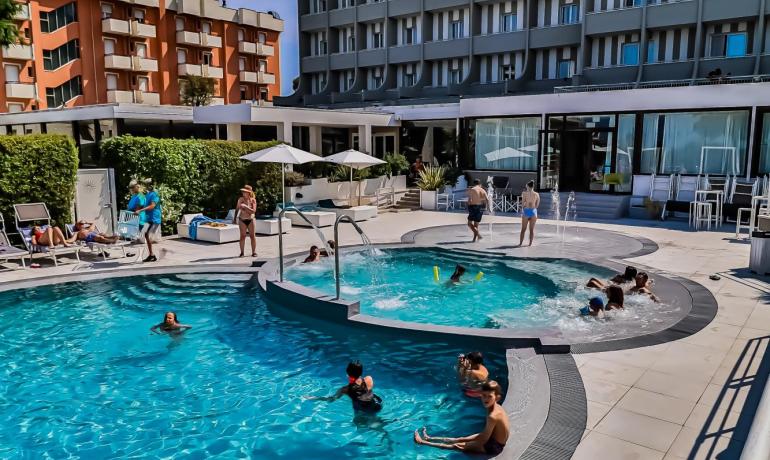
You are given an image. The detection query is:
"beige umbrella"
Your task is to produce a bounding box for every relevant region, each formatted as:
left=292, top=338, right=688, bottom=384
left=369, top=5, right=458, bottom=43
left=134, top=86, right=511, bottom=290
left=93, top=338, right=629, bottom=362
left=240, top=143, right=325, bottom=207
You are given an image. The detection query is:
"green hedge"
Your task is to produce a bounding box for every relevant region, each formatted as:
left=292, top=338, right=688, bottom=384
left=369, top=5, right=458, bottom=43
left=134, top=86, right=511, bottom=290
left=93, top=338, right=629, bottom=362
left=0, top=134, right=79, bottom=226
left=100, top=136, right=281, bottom=233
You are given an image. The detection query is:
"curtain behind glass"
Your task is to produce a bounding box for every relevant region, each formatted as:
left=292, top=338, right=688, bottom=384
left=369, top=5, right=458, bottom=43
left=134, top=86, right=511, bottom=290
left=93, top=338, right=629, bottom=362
left=760, top=117, right=770, bottom=174
left=474, top=117, right=539, bottom=170
left=659, top=111, right=748, bottom=175
left=616, top=114, right=635, bottom=192
left=641, top=114, right=659, bottom=174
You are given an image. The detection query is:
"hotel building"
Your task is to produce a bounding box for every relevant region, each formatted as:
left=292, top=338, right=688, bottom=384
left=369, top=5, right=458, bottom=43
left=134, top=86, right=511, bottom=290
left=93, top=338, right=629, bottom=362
left=0, top=0, right=283, bottom=113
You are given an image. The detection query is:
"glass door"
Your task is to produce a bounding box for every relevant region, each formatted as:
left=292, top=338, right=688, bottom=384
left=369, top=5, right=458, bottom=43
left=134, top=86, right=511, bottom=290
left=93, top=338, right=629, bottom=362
left=539, top=130, right=561, bottom=190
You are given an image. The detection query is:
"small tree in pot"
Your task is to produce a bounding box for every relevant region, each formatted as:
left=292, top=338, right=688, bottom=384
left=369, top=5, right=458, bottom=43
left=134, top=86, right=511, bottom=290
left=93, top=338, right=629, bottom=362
left=417, top=165, right=447, bottom=210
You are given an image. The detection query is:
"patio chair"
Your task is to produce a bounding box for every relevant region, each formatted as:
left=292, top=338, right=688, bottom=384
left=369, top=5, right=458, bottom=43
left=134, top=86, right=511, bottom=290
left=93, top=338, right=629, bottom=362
left=65, top=221, right=134, bottom=261
left=0, top=212, right=29, bottom=269
left=705, top=175, right=731, bottom=201
left=436, top=185, right=455, bottom=211
left=664, top=175, right=702, bottom=219
left=729, top=179, right=759, bottom=236
left=649, top=174, right=674, bottom=219
left=13, top=203, right=81, bottom=267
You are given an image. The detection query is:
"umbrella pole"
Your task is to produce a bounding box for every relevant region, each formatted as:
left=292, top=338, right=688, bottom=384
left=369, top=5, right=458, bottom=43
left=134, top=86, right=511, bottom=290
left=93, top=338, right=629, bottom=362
left=281, top=163, right=286, bottom=208
left=350, top=166, right=354, bottom=206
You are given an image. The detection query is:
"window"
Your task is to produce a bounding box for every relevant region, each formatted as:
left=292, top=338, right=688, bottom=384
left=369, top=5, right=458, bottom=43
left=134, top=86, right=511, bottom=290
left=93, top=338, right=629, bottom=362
left=132, top=8, right=144, bottom=22
left=501, top=13, right=516, bottom=33
left=474, top=117, right=540, bottom=171
left=557, top=60, right=574, bottom=78
left=403, top=26, right=415, bottom=45
left=310, top=0, right=326, bottom=13
left=4, top=64, right=20, bottom=82
left=238, top=57, right=246, bottom=71
left=560, top=4, right=579, bottom=25
left=621, top=42, right=639, bottom=65
left=43, top=39, right=80, bottom=71
left=624, top=0, right=642, bottom=6
left=402, top=72, right=415, bottom=87
left=646, top=41, right=657, bottom=63
left=499, top=64, right=515, bottom=81
left=450, top=68, right=462, bottom=84
left=240, top=85, right=247, bottom=100
left=177, top=48, right=187, bottom=64
left=100, top=3, right=112, bottom=19
left=450, top=20, right=464, bottom=39
left=339, top=0, right=353, bottom=7
left=711, top=32, right=748, bottom=57
left=136, top=76, right=149, bottom=91
left=135, top=42, right=147, bottom=57
left=260, top=88, right=268, bottom=101
left=237, top=29, right=244, bottom=41
left=202, top=52, right=212, bottom=66
left=201, top=22, right=211, bottom=34
left=106, top=73, right=118, bottom=90
left=372, top=31, right=383, bottom=48
left=373, top=75, right=383, bottom=87
left=7, top=103, right=24, bottom=113
left=259, top=60, right=267, bottom=72
left=40, top=3, right=77, bottom=33
left=258, top=32, right=266, bottom=44
left=45, top=76, right=82, bottom=107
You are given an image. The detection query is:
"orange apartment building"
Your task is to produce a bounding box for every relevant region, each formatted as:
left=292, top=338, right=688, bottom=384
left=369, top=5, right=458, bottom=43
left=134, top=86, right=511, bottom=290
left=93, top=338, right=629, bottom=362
left=0, top=0, right=282, bottom=113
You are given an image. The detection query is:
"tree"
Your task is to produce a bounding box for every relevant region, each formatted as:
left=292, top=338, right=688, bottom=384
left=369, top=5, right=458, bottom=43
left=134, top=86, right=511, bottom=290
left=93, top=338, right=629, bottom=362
left=0, top=0, right=21, bottom=47
left=179, top=75, right=216, bottom=106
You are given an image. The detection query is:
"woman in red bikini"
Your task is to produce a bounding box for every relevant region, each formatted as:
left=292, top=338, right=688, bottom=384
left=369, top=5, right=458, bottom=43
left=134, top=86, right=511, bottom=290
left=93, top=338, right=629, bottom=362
left=30, top=225, right=71, bottom=248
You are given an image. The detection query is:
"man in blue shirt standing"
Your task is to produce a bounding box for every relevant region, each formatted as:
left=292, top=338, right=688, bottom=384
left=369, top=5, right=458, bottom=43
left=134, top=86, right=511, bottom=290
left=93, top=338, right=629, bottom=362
left=134, top=178, right=162, bottom=262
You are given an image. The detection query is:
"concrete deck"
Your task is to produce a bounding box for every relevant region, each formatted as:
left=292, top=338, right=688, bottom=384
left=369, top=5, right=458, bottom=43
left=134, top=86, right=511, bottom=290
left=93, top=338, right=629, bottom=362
left=0, top=210, right=767, bottom=460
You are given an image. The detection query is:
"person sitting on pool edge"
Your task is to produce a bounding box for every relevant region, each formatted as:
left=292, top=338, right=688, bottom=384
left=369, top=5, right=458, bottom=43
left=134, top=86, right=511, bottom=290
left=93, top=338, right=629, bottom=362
left=458, top=351, right=489, bottom=397
left=310, top=360, right=383, bottom=413
left=414, top=380, right=510, bottom=456
left=303, top=245, right=321, bottom=263
left=447, top=264, right=467, bottom=285
left=606, top=285, right=625, bottom=310
left=628, top=272, right=659, bottom=302
left=586, top=265, right=638, bottom=290
left=580, top=297, right=605, bottom=317
left=150, top=312, right=192, bottom=335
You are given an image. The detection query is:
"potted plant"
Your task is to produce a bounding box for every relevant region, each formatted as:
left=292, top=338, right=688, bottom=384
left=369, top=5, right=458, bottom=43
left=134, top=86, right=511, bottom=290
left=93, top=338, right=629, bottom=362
left=417, top=165, right=447, bottom=210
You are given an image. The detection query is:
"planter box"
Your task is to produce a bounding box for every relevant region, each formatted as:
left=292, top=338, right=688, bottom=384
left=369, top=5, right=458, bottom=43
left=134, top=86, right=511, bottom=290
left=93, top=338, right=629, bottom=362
left=420, top=190, right=437, bottom=210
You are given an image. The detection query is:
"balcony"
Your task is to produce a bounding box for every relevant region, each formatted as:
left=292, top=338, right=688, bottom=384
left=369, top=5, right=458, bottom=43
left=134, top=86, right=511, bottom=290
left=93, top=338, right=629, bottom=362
left=210, top=97, right=225, bottom=105
left=107, top=89, right=160, bottom=104
left=703, top=0, right=760, bottom=22
left=14, top=3, right=29, bottom=20
left=424, top=38, right=470, bottom=60
left=178, top=63, right=224, bottom=79
left=5, top=82, right=34, bottom=99
left=2, top=44, right=32, bottom=60
left=238, top=41, right=275, bottom=56
left=239, top=70, right=257, bottom=83
left=118, top=0, right=159, bottom=6
left=238, top=10, right=284, bottom=32
left=132, top=56, right=158, bottom=72
left=104, top=54, right=132, bottom=70
left=239, top=71, right=276, bottom=85
left=329, top=7, right=355, bottom=27
left=583, top=66, right=639, bottom=85
left=357, top=1, right=386, bottom=22
left=102, top=18, right=156, bottom=38
left=529, top=23, right=582, bottom=49
left=176, top=30, right=223, bottom=48
left=585, top=8, right=642, bottom=35
left=646, top=1, right=697, bottom=28
left=473, top=31, right=526, bottom=54
left=301, top=55, right=328, bottom=73
left=330, top=52, right=355, bottom=69
left=299, top=12, right=327, bottom=32
left=389, top=0, right=421, bottom=17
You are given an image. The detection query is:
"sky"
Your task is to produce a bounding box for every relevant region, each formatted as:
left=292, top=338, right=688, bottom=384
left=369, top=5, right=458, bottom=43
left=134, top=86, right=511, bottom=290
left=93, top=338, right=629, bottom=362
left=228, top=0, right=299, bottom=95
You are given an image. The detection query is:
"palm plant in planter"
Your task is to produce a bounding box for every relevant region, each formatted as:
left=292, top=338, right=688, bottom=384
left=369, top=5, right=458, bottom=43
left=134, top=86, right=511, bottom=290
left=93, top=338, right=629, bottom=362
left=417, top=165, right=447, bottom=210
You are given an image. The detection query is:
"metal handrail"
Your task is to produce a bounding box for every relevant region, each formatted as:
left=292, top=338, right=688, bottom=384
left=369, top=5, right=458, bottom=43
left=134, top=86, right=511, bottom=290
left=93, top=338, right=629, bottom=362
left=277, top=206, right=327, bottom=282
left=333, top=214, right=365, bottom=300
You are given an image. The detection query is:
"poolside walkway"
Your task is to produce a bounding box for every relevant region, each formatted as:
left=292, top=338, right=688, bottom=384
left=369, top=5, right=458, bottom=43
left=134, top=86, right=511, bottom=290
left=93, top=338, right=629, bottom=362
left=1, top=211, right=767, bottom=460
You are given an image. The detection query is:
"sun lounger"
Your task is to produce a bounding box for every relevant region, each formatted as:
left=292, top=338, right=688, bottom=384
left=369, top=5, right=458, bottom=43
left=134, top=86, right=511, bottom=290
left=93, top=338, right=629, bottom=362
left=177, top=213, right=241, bottom=243
left=13, top=203, right=81, bottom=267
left=64, top=222, right=133, bottom=260
left=0, top=212, right=29, bottom=268
left=317, top=199, right=378, bottom=222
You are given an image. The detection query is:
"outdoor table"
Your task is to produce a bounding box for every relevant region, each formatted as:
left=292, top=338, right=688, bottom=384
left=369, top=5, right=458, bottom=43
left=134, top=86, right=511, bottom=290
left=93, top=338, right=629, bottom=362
left=694, top=190, right=724, bottom=227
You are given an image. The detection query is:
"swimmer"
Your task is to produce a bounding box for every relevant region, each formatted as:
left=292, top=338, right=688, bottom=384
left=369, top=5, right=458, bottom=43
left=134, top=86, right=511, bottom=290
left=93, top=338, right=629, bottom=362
left=150, top=312, right=192, bottom=334
left=580, top=297, right=605, bottom=317
left=606, top=285, right=625, bottom=310
left=586, top=266, right=638, bottom=290
left=303, top=245, right=321, bottom=263
left=458, top=351, right=489, bottom=397
left=447, top=264, right=467, bottom=285
left=308, top=360, right=383, bottom=412
left=628, top=272, right=659, bottom=302
left=414, top=380, right=510, bottom=456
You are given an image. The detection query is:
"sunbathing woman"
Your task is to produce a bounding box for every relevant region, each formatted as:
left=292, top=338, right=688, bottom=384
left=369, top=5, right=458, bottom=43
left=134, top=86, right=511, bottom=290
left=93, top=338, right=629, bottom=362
left=628, top=272, right=659, bottom=302
left=71, top=220, right=120, bottom=244
left=586, top=265, right=638, bottom=290
left=414, top=380, right=510, bottom=456
left=150, top=312, right=192, bottom=335
left=30, top=225, right=71, bottom=248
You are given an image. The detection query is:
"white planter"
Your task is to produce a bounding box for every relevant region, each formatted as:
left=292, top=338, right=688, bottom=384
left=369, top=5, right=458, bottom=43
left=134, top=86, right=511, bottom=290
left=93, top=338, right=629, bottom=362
left=420, top=190, right=437, bottom=210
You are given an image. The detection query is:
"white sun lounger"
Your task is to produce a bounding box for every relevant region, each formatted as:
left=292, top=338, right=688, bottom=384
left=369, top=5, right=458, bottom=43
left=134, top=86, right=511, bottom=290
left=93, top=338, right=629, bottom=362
left=64, top=222, right=133, bottom=260
left=0, top=212, right=29, bottom=269
left=13, top=203, right=81, bottom=267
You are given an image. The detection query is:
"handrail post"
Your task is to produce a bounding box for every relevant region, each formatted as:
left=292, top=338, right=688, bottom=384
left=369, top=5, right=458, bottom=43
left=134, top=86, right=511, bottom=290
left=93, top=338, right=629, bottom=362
left=333, top=214, right=365, bottom=300
left=277, top=205, right=325, bottom=283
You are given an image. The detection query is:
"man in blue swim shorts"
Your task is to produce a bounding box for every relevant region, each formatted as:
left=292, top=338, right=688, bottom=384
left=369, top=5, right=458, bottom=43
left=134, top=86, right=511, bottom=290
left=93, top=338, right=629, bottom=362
left=518, top=180, right=540, bottom=247
left=466, top=179, right=488, bottom=242
left=70, top=220, right=120, bottom=244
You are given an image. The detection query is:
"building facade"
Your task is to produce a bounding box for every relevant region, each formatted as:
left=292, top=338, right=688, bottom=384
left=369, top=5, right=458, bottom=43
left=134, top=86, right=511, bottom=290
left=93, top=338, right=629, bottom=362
left=0, top=0, right=283, bottom=113
left=283, top=0, right=770, bottom=107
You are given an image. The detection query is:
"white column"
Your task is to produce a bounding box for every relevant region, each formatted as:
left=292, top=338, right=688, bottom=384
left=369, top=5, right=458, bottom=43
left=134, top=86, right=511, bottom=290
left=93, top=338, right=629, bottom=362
left=309, top=125, right=323, bottom=154
left=278, top=121, right=293, bottom=144
left=358, top=124, right=372, bottom=154
left=226, top=123, right=241, bottom=141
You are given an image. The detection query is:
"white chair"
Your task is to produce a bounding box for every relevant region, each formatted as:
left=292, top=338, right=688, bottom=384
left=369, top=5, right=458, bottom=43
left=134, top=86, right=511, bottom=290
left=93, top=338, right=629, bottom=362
left=436, top=185, right=455, bottom=211
left=693, top=202, right=713, bottom=231
left=630, top=174, right=654, bottom=208
left=13, top=203, right=82, bottom=267
left=649, top=174, right=673, bottom=219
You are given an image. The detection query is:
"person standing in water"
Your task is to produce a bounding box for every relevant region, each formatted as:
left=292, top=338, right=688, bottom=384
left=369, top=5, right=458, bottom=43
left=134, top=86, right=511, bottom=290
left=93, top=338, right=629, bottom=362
left=467, top=179, right=488, bottom=242
left=414, top=380, right=510, bottom=455
left=518, top=181, right=540, bottom=247
left=309, top=360, right=383, bottom=413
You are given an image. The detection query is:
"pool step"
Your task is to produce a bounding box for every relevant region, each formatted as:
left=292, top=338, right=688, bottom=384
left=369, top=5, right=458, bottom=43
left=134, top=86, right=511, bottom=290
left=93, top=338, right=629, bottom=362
left=536, top=192, right=629, bottom=221
left=392, top=188, right=421, bottom=210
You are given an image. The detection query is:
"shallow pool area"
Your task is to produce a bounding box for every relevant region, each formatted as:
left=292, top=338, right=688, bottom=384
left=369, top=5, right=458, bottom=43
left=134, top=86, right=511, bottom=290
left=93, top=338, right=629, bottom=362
left=0, top=273, right=512, bottom=459
left=286, top=247, right=685, bottom=342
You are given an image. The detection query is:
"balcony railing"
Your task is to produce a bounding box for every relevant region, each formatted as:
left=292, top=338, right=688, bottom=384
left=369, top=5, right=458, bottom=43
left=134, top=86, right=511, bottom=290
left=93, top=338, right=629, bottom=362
left=238, top=41, right=275, bottom=56
left=5, top=82, right=35, bottom=99
left=178, top=63, right=224, bottom=79
left=176, top=30, right=222, bottom=48
left=107, top=89, right=160, bottom=104
left=554, top=74, right=770, bottom=93
left=118, top=0, right=159, bottom=7
left=2, top=44, right=32, bottom=60
left=257, top=72, right=276, bottom=85
left=102, top=18, right=156, bottom=38
left=105, top=54, right=158, bottom=72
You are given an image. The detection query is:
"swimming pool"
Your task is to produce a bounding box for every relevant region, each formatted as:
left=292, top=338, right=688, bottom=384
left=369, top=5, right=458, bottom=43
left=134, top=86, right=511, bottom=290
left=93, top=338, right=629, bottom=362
left=286, top=247, right=681, bottom=342
left=0, top=273, right=509, bottom=458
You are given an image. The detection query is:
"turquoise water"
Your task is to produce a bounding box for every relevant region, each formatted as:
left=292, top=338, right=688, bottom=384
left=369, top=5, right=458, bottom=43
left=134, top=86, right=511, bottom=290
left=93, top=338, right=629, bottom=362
left=0, top=274, right=508, bottom=459
left=287, top=247, right=625, bottom=332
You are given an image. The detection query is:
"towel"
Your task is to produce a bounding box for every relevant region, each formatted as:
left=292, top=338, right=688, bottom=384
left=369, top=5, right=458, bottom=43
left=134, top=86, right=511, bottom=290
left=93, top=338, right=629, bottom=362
left=188, top=215, right=215, bottom=241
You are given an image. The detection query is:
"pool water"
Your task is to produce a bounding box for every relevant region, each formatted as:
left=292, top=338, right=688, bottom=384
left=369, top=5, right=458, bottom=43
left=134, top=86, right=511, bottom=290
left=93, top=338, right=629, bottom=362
left=287, top=247, right=665, bottom=339
left=0, top=274, right=507, bottom=459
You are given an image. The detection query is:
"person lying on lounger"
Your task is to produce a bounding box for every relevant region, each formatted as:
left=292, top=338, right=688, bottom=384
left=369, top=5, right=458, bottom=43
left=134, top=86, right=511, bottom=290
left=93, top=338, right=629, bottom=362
left=586, top=265, right=638, bottom=290
left=414, top=380, right=510, bottom=456
left=30, top=225, right=71, bottom=248
left=70, top=220, right=120, bottom=244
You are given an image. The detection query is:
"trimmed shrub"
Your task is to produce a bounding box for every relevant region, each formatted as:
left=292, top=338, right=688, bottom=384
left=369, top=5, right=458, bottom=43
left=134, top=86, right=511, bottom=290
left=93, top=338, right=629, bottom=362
left=0, top=134, right=79, bottom=226
left=101, top=136, right=280, bottom=233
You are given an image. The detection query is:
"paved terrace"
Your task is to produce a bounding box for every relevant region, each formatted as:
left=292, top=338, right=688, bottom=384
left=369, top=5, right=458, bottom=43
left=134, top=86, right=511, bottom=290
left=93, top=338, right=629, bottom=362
left=1, top=211, right=768, bottom=460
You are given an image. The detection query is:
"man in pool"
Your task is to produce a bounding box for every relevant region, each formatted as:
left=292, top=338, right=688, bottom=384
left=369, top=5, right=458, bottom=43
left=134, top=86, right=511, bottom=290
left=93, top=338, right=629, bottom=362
left=150, top=312, right=192, bottom=335
left=414, top=380, right=509, bottom=455
left=628, top=272, right=659, bottom=302
left=457, top=351, right=489, bottom=397
left=303, top=245, right=321, bottom=263
left=586, top=265, right=638, bottom=290
left=467, top=179, right=488, bottom=242
left=309, top=360, right=383, bottom=413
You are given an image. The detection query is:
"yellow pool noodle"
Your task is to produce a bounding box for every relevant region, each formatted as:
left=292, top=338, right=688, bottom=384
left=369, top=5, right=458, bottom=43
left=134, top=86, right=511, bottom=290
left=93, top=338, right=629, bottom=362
left=475, top=271, right=484, bottom=281
left=433, top=266, right=440, bottom=282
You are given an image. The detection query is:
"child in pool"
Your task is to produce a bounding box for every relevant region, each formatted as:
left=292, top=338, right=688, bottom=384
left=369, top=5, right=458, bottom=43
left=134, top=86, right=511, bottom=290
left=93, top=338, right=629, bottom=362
left=414, top=380, right=510, bottom=456
left=150, top=312, right=192, bottom=335
left=580, top=297, right=605, bottom=317
left=308, top=360, right=383, bottom=413
left=446, top=264, right=467, bottom=286
left=457, top=351, right=489, bottom=397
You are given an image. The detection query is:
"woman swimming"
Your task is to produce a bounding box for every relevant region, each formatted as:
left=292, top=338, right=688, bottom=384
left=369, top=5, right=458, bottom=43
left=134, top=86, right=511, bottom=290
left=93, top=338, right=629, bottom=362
left=150, top=312, right=192, bottom=335
left=309, top=360, right=383, bottom=413
left=447, top=264, right=467, bottom=285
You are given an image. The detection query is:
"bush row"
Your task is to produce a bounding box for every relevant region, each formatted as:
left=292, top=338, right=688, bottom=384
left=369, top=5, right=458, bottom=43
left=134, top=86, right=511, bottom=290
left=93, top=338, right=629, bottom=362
left=0, top=135, right=79, bottom=227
